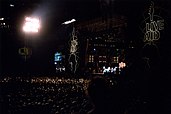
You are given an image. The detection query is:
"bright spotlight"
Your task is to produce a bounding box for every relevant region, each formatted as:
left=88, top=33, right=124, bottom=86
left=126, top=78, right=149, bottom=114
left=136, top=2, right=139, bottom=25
left=23, top=17, right=40, bottom=33
left=10, top=4, right=15, bottom=7
left=0, top=18, right=4, bottom=20
left=62, top=19, right=76, bottom=25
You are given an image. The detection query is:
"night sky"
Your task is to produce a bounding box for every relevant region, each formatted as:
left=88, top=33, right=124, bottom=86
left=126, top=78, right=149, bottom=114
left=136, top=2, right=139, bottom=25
left=0, top=0, right=171, bottom=75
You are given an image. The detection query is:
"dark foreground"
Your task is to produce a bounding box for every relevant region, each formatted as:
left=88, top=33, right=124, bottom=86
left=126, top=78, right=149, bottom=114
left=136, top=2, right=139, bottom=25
left=0, top=76, right=152, bottom=114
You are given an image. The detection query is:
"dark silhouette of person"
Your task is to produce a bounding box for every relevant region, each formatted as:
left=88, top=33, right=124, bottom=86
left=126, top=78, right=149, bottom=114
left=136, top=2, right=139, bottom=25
left=87, top=76, right=113, bottom=114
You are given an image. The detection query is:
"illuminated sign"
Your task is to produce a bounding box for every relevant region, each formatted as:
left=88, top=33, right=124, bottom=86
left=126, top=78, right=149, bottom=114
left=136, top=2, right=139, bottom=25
left=143, top=2, right=164, bottom=43
left=18, top=47, right=32, bottom=61
left=140, top=1, right=165, bottom=68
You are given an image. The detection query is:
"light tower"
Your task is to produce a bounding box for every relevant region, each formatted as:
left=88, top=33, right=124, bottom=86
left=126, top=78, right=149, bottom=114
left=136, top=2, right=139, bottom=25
left=19, top=17, right=40, bottom=61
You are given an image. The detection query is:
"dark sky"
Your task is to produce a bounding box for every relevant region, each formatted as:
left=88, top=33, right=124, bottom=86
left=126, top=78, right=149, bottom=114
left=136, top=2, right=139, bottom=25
left=0, top=0, right=171, bottom=75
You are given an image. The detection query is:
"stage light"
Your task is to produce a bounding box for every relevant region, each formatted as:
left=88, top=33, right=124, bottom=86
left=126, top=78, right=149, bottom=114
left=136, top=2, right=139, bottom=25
left=10, top=4, right=14, bottom=7
left=0, top=18, right=4, bottom=20
left=23, top=17, right=40, bottom=33
left=62, top=19, right=76, bottom=25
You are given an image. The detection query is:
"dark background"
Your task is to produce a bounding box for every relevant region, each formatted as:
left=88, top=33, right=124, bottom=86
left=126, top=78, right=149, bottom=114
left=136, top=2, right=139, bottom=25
left=0, top=0, right=171, bottom=113
left=0, top=0, right=171, bottom=75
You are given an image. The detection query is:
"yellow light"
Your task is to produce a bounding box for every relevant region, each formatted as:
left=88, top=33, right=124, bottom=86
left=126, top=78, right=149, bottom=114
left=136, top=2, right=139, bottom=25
left=119, top=62, right=126, bottom=68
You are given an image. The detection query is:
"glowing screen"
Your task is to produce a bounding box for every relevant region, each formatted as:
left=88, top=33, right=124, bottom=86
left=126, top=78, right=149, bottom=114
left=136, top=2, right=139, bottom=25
left=54, top=52, right=62, bottom=62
